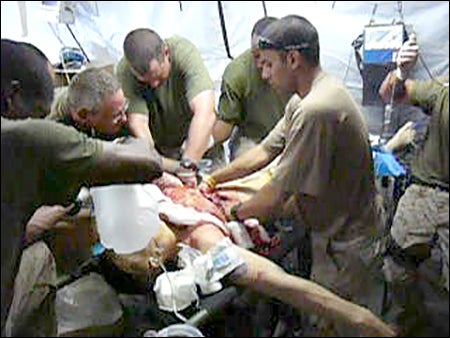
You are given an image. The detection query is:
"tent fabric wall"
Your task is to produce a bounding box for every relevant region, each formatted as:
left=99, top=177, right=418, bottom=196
left=1, top=1, right=449, bottom=125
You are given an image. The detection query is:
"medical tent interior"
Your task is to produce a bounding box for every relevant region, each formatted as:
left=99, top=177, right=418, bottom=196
left=1, top=1, right=449, bottom=337
left=2, top=1, right=448, bottom=136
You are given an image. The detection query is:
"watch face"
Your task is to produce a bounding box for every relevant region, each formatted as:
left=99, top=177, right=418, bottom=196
left=181, top=159, right=197, bottom=171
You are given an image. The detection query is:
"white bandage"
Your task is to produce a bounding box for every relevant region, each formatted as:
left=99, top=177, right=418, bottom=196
left=196, top=237, right=245, bottom=283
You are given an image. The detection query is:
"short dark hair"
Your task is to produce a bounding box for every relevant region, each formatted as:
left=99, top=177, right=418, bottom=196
left=258, top=15, right=320, bottom=66
left=251, top=16, right=278, bottom=38
left=1, top=39, right=54, bottom=118
left=123, top=28, right=164, bottom=76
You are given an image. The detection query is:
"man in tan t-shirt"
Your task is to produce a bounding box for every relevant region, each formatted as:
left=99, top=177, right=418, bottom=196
left=200, top=15, right=385, bottom=336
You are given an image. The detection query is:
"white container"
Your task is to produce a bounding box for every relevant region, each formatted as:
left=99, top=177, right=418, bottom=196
left=143, top=324, right=204, bottom=337
left=153, top=269, right=198, bottom=312
left=157, top=324, right=204, bottom=337
left=90, top=184, right=160, bottom=254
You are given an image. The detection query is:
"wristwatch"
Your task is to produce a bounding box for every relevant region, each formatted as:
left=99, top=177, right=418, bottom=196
left=180, top=158, right=198, bottom=171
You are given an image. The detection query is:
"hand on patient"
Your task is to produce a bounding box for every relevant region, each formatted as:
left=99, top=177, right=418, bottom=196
left=198, top=173, right=217, bottom=194
left=176, top=169, right=198, bottom=188
left=25, top=204, right=75, bottom=244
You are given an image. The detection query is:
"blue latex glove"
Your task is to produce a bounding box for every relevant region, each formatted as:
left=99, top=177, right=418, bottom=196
left=92, top=242, right=106, bottom=256
left=372, top=147, right=406, bottom=177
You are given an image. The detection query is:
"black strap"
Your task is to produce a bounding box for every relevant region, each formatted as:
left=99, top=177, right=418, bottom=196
left=351, top=33, right=364, bottom=77
left=65, top=24, right=90, bottom=63
left=261, top=1, right=267, bottom=17
left=384, top=234, right=427, bottom=269
left=217, top=1, right=233, bottom=60
left=410, top=176, right=449, bottom=192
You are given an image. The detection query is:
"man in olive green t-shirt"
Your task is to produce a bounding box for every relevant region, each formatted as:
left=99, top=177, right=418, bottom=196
left=214, top=16, right=290, bottom=160
left=48, top=67, right=130, bottom=141
left=116, top=28, right=217, bottom=185
left=48, top=67, right=186, bottom=175
left=379, top=36, right=449, bottom=336
left=1, top=39, right=162, bottom=336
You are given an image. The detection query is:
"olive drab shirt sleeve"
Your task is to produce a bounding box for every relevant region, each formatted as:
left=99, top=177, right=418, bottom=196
left=115, top=57, right=150, bottom=116
left=1, top=118, right=103, bottom=206
left=218, top=72, right=245, bottom=124
left=169, top=37, right=214, bottom=102
left=1, top=118, right=103, bottom=332
left=38, top=119, right=104, bottom=204
left=217, top=49, right=289, bottom=142
left=217, top=51, right=249, bottom=124
left=409, top=79, right=449, bottom=189
left=410, top=78, right=449, bottom=118
left=45, top=120, right=102, bottom=173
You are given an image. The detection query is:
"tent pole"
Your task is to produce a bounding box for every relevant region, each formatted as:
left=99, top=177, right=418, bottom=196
left=217, top=1, right=233, bottom=60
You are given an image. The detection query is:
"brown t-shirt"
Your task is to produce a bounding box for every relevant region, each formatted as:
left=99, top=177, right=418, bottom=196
left=262, top=71, right=381, bottom=243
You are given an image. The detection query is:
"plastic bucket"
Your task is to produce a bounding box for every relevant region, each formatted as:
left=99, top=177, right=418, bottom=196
left=90, top=184, right=160, bottom=254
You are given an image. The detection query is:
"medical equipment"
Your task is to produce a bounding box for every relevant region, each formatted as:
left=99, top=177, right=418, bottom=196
left=90, top=184, right=161, bottom=254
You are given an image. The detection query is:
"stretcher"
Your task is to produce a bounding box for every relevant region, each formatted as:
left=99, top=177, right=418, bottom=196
left=55, top=217, right=310, bottom=337
left=55, top=173, right=311, bottom=336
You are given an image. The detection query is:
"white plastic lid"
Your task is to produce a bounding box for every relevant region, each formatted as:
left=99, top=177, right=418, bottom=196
left=90, top=183, right=161, bottom=254
left=156, top=324, right=204, bottom=337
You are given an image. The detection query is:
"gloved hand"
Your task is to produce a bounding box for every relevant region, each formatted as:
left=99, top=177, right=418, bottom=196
left=395, top=33, right=419, bottom=80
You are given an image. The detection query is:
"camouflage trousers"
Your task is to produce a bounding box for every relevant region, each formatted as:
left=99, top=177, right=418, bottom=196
left=382, top=183, right=449, bottom=336
left=308, top=234, right=386, bottom=337
left=4, top=241, right=57, bottom=337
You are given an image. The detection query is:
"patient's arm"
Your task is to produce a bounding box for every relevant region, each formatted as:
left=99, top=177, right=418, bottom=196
left=235, top=246, right=396, bottom=337
left=113, top=174, right=395, bottom=336
left=184, top=224, right=396, bottom=337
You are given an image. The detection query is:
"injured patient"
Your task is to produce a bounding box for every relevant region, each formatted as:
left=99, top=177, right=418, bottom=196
left=98, top=172, right=395, bottom=337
